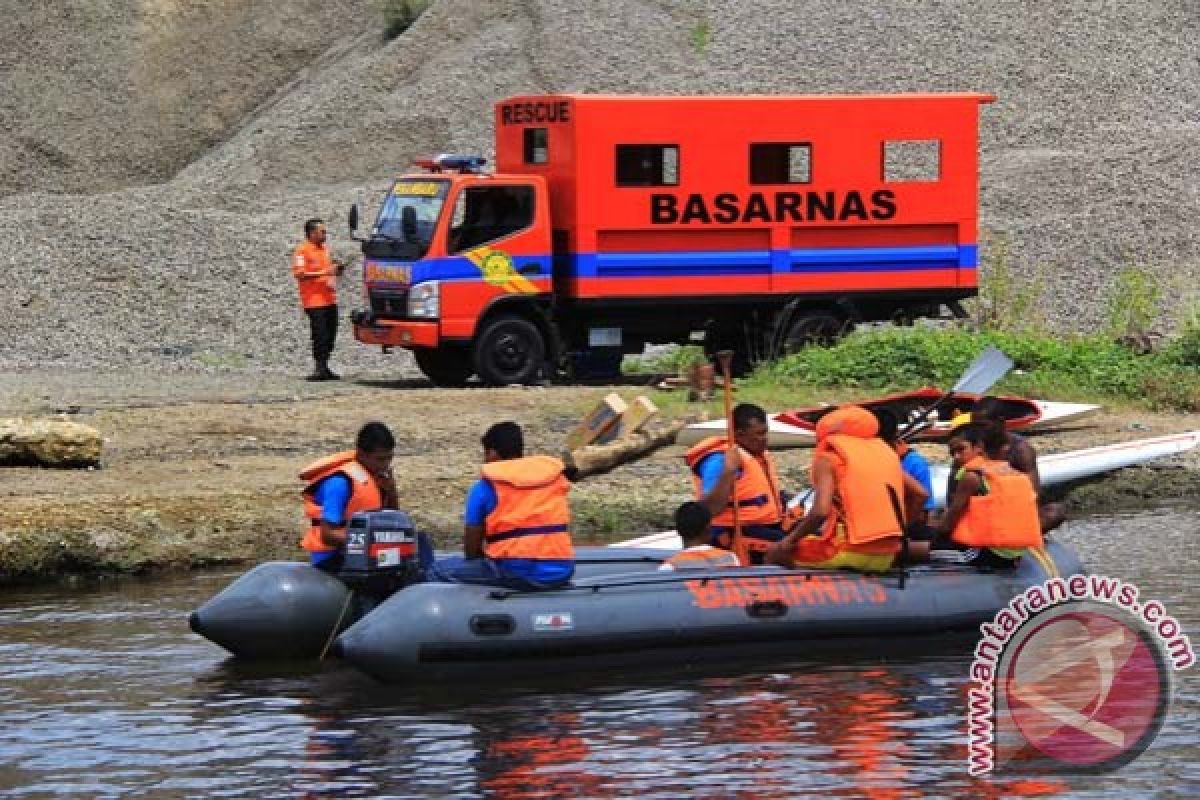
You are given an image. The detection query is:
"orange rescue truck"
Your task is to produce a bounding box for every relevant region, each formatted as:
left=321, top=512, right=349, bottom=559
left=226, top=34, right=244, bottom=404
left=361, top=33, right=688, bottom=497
left=349, top=93, right=994, bottom=386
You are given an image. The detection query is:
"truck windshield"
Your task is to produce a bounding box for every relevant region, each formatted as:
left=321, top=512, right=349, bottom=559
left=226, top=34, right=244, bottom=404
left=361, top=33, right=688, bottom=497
left=365, top=180, right=449, bottom=260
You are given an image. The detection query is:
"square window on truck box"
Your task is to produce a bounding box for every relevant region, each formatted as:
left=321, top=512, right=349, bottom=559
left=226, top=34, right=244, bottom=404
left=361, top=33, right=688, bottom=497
left=524, top=128, right=548, bottom=164
left=883, top=139, right=941, bottom=183
left=750, top=143, right=811, bottom=184
left=616, top=144, right=679, bottom=187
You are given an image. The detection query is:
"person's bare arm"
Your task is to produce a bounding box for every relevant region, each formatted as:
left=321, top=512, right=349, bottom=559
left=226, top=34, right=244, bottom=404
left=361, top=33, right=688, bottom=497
left=1011, top=439, right=1041, bottom=493
left=318, top=520, right=347, bottom=548
left=902, top=472, right=929, bottom=523
left=937, top=471, right=980, bottom=538
left=463, top=525, right=485, bottom=558
left=766, top=455, right=834, bottom=567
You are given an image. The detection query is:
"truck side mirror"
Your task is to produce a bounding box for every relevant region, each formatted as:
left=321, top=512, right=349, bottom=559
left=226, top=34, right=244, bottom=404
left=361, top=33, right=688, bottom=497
left=401, top=205, right=418, bottom=241
left=348, top=203, right=360, bottom=233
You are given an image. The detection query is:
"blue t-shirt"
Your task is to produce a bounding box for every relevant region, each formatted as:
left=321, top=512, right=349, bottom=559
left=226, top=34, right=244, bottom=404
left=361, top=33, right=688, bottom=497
left=464, top=477, right=573, bottom=584
left=695, top=452, right=733, bottom=495
left=309, top=473, right=352, bottom=565
left=901, top=449, right=936, bottom=511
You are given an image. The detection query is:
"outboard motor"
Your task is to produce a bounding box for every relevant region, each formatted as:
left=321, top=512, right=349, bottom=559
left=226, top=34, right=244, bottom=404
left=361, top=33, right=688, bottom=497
left=338, top=509, right=423, bottom=596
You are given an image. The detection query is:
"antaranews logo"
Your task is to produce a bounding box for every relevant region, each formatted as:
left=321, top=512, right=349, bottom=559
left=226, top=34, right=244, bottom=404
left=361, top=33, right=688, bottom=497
left=967, top=574, right=1194, bottom=775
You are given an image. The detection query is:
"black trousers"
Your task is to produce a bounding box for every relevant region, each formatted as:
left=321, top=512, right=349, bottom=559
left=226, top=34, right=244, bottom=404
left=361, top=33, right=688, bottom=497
left=305, top=305, right=339, bottom=363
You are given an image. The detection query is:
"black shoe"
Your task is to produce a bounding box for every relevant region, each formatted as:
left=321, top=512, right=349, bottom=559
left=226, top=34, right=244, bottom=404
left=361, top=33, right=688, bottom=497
left=317, top=367, right=340, bottom=381
left=305, top=371, right=324, bottom=382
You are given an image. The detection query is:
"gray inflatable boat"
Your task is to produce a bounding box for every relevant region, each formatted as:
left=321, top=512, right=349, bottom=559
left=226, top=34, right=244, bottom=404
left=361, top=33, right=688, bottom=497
left=334, top=541, right=1083, bottom=683
left=189, top=542, right=667, bottom=660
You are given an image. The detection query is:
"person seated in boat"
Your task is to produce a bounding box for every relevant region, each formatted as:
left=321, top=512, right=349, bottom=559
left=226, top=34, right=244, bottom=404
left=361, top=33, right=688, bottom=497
left=659, top=502, right=742, bottom=571
left=300, top=421, right=399, bottom=573
left=765, top=405, right=929, bottom=573
left=934, top=421, right=1044, bottom=568
left=970, top=397, right=1066, bottom=533
left=425, top=421, right=574, bottom=591
left=873, top=407, right=936, bottom=540
left=684, top=403, right=786, bottom=565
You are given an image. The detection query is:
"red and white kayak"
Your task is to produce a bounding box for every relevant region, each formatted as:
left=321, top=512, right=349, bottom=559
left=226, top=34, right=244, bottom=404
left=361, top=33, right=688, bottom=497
left=676, top=389, right=1101, bottom=449
left=622, top=429, right=1200, bottom=550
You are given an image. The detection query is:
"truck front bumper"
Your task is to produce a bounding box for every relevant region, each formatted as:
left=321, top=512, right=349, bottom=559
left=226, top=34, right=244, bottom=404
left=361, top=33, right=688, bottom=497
left=351, top=311, right=440, bottom=348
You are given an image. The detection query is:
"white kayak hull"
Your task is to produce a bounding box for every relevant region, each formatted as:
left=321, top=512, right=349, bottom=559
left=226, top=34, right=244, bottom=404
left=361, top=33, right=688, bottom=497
left=674, top=400, right=1102, bottom=449
left=620, top=430, right=1200, bottom=550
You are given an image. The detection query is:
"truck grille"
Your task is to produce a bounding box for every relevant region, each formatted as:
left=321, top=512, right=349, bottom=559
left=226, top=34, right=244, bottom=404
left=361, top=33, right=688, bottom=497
left=370, top=291, right=408, bottom=318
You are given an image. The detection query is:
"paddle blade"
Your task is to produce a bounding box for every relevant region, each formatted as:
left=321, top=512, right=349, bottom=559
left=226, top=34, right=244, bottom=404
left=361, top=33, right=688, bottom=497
left=951, top=346, right=1014, bottom=395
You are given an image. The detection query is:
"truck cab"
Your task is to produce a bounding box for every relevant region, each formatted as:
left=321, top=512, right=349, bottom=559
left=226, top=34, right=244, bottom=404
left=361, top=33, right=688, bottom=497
left=351, top=156, right=554, bottom=385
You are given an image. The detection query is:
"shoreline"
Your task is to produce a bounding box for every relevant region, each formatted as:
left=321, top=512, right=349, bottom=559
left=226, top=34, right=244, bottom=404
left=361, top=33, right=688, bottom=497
left=2, top=368, right=1198, bottom=586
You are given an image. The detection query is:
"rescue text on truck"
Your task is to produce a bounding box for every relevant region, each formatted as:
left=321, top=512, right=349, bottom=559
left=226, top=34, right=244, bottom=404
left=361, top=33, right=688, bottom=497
left=349, top=93, right=993, bottom=386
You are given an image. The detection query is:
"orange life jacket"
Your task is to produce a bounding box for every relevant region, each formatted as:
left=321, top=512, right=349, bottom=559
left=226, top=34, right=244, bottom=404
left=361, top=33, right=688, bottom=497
left=662, top=545, right=741, bottom=570
left=482, top=456, right=574, bottom=561
left=952, top=456, right=1043, bottom=549
left=299, top=451, right=384, bottom=553
left=684, top=436, right=783, bottom=529
left=795, top=406, right=905, bottom=562
left=292, top=240, right=337, bottom=308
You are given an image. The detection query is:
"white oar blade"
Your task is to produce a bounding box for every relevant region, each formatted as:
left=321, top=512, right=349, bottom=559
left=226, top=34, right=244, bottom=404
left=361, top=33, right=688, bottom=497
left=952, top=346, right=1014, bottom=394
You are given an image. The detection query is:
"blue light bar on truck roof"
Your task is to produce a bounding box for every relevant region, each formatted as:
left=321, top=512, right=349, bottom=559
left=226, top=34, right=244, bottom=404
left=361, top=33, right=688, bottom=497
left=412, top=154, right=488, bottom=173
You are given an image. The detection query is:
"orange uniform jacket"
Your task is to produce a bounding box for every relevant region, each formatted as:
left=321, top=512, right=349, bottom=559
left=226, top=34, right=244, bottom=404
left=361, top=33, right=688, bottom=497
left=299, top=451, right=384, bottom=553
left=795, top=407, right=906, bottom=563
left=952, top=456, right=1043, bottom=549
left=292, top=240, right=337, bottom=309
left=684, top=436, right=784, bottom=529
left=482, top=456, right=574, bottom=561
left=662, top=545, right=741, bottom=570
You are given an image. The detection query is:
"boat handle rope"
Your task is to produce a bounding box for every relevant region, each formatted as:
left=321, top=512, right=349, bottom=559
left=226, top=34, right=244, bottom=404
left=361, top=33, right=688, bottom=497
left=319, top=589, right=355, bottom=661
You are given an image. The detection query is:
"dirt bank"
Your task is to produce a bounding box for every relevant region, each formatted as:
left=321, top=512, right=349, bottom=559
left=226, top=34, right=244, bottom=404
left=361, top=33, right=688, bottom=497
left=2, top=368, right=1198, bottom=585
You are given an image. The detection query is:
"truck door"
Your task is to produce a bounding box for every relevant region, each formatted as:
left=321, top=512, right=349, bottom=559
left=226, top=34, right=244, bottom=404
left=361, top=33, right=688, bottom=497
left=439, top=180, right=552, bottom=341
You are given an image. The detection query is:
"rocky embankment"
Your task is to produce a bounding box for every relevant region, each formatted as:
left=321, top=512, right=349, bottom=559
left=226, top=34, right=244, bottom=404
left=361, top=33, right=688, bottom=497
left=1, top=369, right=1197, bottom=584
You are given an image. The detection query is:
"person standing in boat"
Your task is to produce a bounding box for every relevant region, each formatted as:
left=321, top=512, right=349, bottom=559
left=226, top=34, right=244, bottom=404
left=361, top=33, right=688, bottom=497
left=684, top=403, right=786, bottom=565
left=659, top=502, right=741, bottom=571
left=425, top=421, right=574, bottom=590
left=933, top=422, right=1043, bottom=568
left=299, top=421, right=399, bottom=572
left=765, top=405, right=928, bottom=573
left=970, top=397, right=1066, bottom=533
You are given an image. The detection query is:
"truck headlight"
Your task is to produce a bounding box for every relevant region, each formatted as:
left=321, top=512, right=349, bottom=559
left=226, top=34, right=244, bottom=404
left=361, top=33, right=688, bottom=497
left=407, top=281, right=440, bottom=319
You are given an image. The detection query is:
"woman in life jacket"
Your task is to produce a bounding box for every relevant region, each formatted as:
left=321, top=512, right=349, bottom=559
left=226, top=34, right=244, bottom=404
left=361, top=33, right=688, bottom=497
left=766, top=406, right=928, bottom=574
left=935, top=421, right=1043, bottom=569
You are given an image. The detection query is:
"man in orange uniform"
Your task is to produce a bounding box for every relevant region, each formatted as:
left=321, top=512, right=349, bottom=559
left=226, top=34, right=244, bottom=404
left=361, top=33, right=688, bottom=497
left=299, top=421, right=398, bottom=572
left=935, top=422, right=1043, bottom=568
left=426, top=421, right=574, bottom=590
left=766, top=405, right=928, bottom=573
left=292, top=218, right=345, bottom=381
left=684, top=403, right=786, bottom=565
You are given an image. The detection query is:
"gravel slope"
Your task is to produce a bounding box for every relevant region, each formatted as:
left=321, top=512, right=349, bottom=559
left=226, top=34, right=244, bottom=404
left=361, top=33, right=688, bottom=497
left=1, top=0, right=1197, bottom=373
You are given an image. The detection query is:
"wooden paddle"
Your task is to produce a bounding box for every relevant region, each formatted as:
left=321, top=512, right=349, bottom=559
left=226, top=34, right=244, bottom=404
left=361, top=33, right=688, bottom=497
left=716, top=350, right=742, bottom=561
left=899, top=346, right=1014, bottom=442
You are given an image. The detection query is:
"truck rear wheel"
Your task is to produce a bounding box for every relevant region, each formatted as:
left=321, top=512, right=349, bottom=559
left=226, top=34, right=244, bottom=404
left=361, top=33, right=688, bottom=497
left=473, top=315, right=545, bottom=386
left=782, top=310, right=848, bottom=352
left=414, top=348, right=473, bottom=387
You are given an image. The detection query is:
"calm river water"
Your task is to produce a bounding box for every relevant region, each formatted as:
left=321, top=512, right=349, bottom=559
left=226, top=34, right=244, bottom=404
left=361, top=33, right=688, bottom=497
left=2, top=508, right=1198, bottom=799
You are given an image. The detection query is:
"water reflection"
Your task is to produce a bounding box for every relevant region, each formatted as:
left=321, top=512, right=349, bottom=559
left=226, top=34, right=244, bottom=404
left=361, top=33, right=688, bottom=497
left=0, top=507, right=1197, bottom=798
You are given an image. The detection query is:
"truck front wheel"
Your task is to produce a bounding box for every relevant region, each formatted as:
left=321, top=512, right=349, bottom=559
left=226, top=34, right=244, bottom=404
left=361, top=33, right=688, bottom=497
left=473, top=315, right=545, bottom=386
left=414, top=347, right=473, bottom=387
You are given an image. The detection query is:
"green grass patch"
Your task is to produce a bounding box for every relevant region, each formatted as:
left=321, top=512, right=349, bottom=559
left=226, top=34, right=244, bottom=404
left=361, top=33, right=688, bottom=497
left=748, top=327, right=1200, bottom=412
